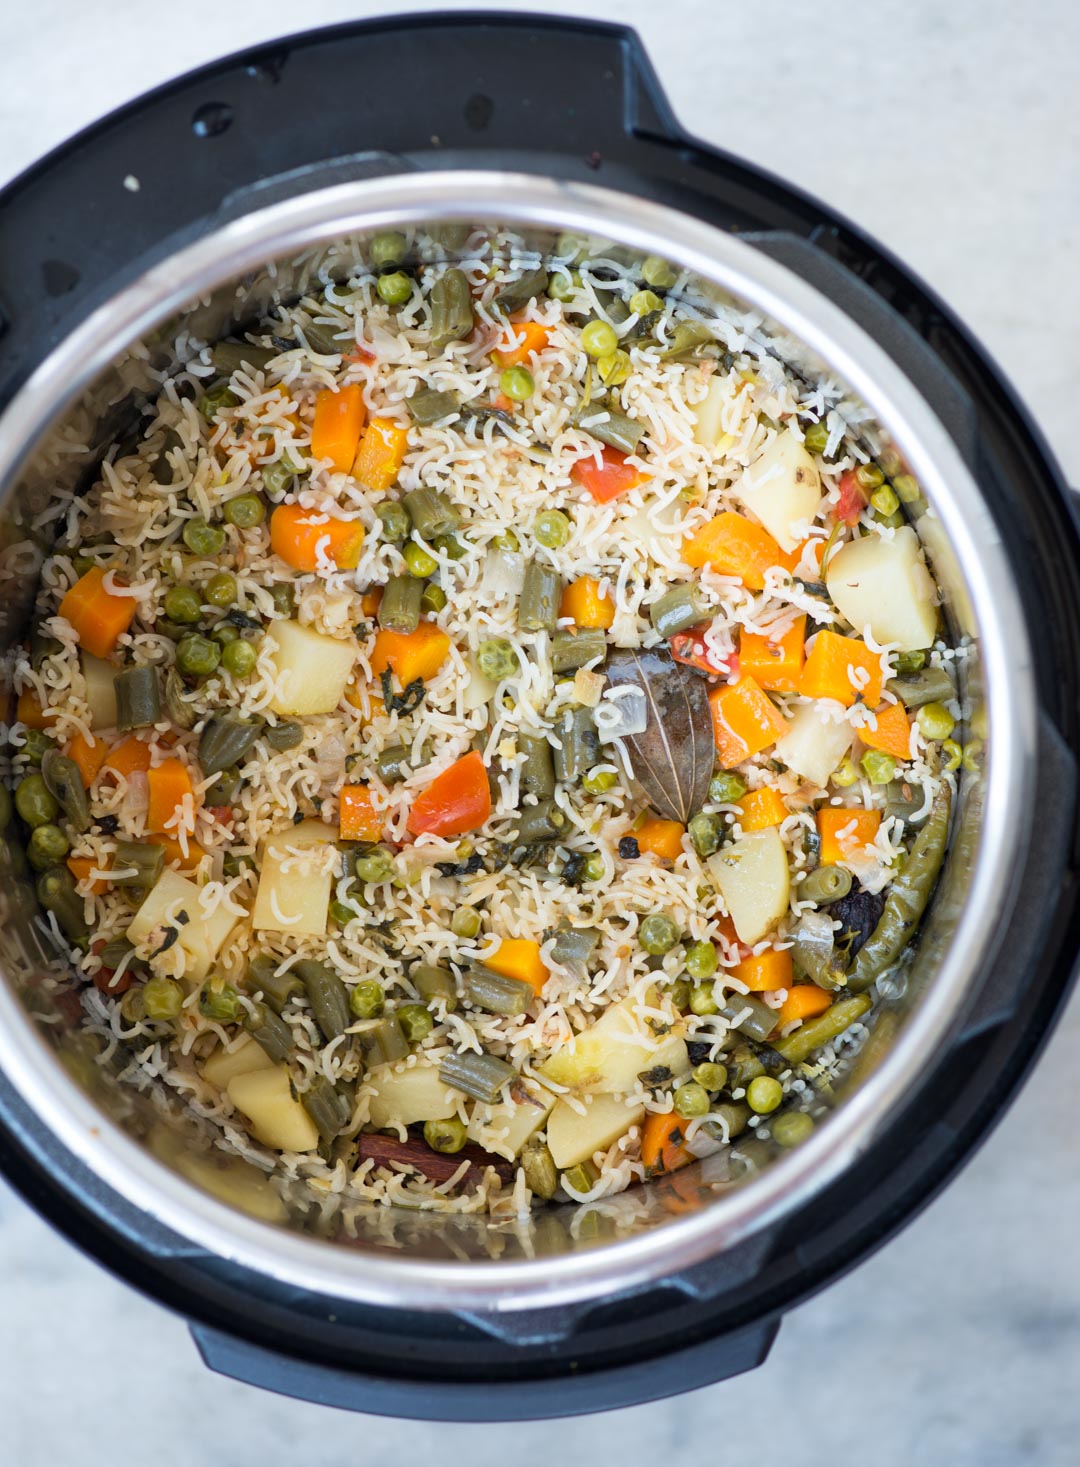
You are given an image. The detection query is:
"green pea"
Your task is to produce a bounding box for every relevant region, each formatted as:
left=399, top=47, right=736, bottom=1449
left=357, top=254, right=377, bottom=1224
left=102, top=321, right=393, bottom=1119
left=398, top=1003, right=434, bottom=1044
left=72, top=553, right=98, bottom=579
left=500, top=365, right=535, bottom=402
left=547, top=268, right=580, bottom=302
left=144, top=975, right=184, bottom=1021
left=183, top=518, right=226, bottom=557
left=329, top=899, right=358, bottom=927
left=27, top=823, right=70, bottom=871
left=747, top=1074, right=784, bottom=1114
left=200, top=981, right=242, bottom=1024
left=376, top=501, right=410, bottom=543
left=206, top=767, right=241, bottom=806
left=893, top=650, right=927, bottom=675
left=582, top=852, right=605, bottom=882
left=640, top=913, right=680, bottom=955
left=198, top=383, right=239, bottom=421
left=673, top=1081, right=710, bottom=1119
left=555, top=232, right=589, bottom=262
left=692, top=1062, right=728, bottom=1093
left=893, top=473, right=921, bottom=504
left=205, top=572, right=238, bottom=608
left=685, top=941, right=718, bottom=979
left=641, top=255, right=678, bottom=289
left=772, top=1110, right=815, bottom=1147
left=597, top=350, right=631, bottom=387
left=421, top=583, right=448, bottom=614
left=403, top=541, right=438, bottom=578
left=476, top=638, right=517, bottom=681
left=629, top=289, right=664, bottom=317
left=451, top=907, right=483, bottom=939
left=860, top=749, right=896, bottom=785
left=120, top=987, right=147, bottom=1025
left=581, top=319, right=618, bottom=358
left=176, top=633, right=221, bottom=678
left=533, top=510, right=571, bottom=549
left=162, top=585, right=203, bottom=624
left=355, top=847, right=396, bottom=884
left=15, top=773, right=59, bottom=829
left=669, top=977, right=693, bottom=1013
left=211, top=623, right=240, bottom=647
left=802, top=421, right=830, bottom=455
left=349, top=979, right=384, bottom=1020
left=424, top=1116, right=467, bottom=1154
left=832, top=756, right=860, bottom=788
left=223, top=494, right=265, bottom=529
left=377, top=271, right=413, bottom=306
left=917, top=701, right=955, bottom=741
left=269, top=583, right=295, bottom=618
left=370, top=231, right=408, bottom=270
left=261, top=458, right=296, bottom=501
left=0, top=785, right=11, bottom=831
left=582, top=767, right=617, bottom=795
left=689, top=983, right=719, bottom=1016
left=221, top=639, right=257, bottom=678
left=21, top=730, right=56, bottom=765
left=871, top=484, right=900, bottom=517
left=856, top=463, right=885, bottom=490
left=709, top=772, right=747, bottom=804
left=490, top=529, right=520, bottom=552
left=688, top=812, right=722, bottom=858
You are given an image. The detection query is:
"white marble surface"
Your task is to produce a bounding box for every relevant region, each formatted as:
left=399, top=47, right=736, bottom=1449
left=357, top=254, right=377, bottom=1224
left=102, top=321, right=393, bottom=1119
left=1, top=1, right=1078, bottom=1460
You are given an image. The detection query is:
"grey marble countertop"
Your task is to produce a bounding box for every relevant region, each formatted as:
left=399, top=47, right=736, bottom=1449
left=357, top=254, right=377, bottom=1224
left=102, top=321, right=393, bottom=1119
left=1, top=2, right=1077, bottom=1462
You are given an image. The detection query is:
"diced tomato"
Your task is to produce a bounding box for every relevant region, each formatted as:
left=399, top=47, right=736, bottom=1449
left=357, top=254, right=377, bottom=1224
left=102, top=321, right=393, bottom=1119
left=346, top=345, right=376, bottom=364
left=205, top=806, right=234, bottom=827
left=406, top=751, right=492, bottom=839
left=91, top=940, right=136, bottom=995
left=669, top=623, right=733, bottom=677
left=834, top=470, right=868, bottom=525
left=571, top=447, right=650, bottom=503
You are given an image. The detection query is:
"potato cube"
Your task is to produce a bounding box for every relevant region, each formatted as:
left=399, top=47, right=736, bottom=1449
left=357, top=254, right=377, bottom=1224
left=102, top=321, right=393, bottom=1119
left=265, top=619, right=355, bottom=716
left=708, top=827, right=791, bottom=945
left=227, top=1066, right=319, bottom=1152
left=252, top=819, right=338, bottom=938
left=546, top=1094, right=645, bottom=1170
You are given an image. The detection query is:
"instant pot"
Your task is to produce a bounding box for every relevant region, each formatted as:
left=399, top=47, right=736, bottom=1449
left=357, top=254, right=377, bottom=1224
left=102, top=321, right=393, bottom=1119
left=0, top=13, right=1078, bottom=1421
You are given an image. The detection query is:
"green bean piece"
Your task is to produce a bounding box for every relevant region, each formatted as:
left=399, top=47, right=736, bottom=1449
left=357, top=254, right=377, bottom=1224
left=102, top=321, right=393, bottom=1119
left=552, top=705, right=600, bottom=784
left=674, top=1081, right=710, bottom=1119
left=772, top=1110, right=815, bottom=1147
left=112, top=840, right=165, bottom=892
left=302, top=1076, right=353, bottom=1142
left=302, top=319, right=348, bottom=355
left=182, top=518, right=226, bottom=557
left=377, top=271, right=412, bottom=306
left=20, top=730, right=56, bottom=765
left=246, top=956, right=301, bottom=1014
left=430, top=268, right=474, bottom=352
left=209, top=340, right=276, bottom=376
left=403, top=486, right=461, bottom=538
left=263, top=720, right=303, bottom=752
left=355, top=847, right=396, bottom=884
left=153, top=427, right=183, bottom=486
left=515, top=799, right=569, bottom=844
left=650, top=583, right=709, bottom=638
left=561, top=1161, right=599, bottom=1195
left=205, top=767, right=241, bottom=806
left=269, top=583, right=296, bottom=619
left=746, top=1075, right=783, bottom=1115
left=163, top=668, right=197, bottom=730
left=406, top=389, right=461, bottom=426
left=16, top=773, right=59, bottom=829
left=163, top=584, right=202, bottom=624
left=294, top=958, right=350, bottom=1042
left=723, top=1043, right=767, bottom=1091
left=349, top=979, right=385, bottom=1020
left=688, top=812, right=723, bottom=859
left=884, top=777, right=927, bottom=826
left=175, top=634, right=221, bottom=679
left=114, top=667, right=162, bottom=731
left=221, top=639, right=257, bottom=678
left=439, top=1049, right=515, bottom=1104
left=412, top=962, right=458, bottom=1008
left=198, top=712, right=262, bottom=776
left=582, top=409, right=645, bottom=455
left=703, top=1102, right=751, bottom=1144
left=685, top=940, right=718, bottom=979
left=500, top=366, right=535, bottom=402
left=492, top=267, right=549, bottom=316
left=378, top=574, right=423, bottom=634
left=519, top=560, right=563, bottom=634
left=205, top=572, right=239, bottom=608
left=198, top=384, right=240, bottom=422
left=893, top=649, right=927, bottom=675
left=421, top=583, right=448, bottom=614
left=261, top=457, right=296, bottom=501
left=375, top=501, right=410, bottom=545
left=370, top=230, right=408, bottom=269
left=800, top=865, right=853, bottom=904
left=660, top=321, right=714, bottom=360
left=693, top=1061, right=728, bottom=1093
left=433, top=532, right=468, bottom=561
left=551, top=628, right=607, bottom=674
left=27, top=823, right=70, bottom=871
left=886, top=665, right=954, bottom=709
left=520, top=1138, right=558, bottom=1199
left=519, top=736, right=555, bottom=800
left=359, top=1014, right=409, bottom=1066
left=640, top=913, right=680, bottom=955
left=398, top=1003, right=434, bottom=1043
left=143, top=975, right=184, bottom=1021
left=37, top=867, right=88, bottom=941
left=221, top=850, right=255, bottom=879
left=720, top=995, right=778, bottom=1042
left=773, top=993, right=873, bottom=1065
left=0, top=785, right=11, bottom=832
left=200, top=980, right=242, bottom=1024
left=849, top=782, right=952, bottom=991
left=329, top=899, right=358, bottom=927
left=40, top=750, right=91, bottom=833
left=463, top=966, right=534, bottom=1017
left=550, top=926, right=600, bottom=971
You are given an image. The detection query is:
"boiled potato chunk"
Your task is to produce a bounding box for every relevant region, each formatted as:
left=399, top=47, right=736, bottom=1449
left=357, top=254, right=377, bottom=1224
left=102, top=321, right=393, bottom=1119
left=539, top=991, right=689, bottom=1096
left=774, top=700, right=853, bottom=788
left=265, top=618, right=355, bottom=716
left=252, top=819, right=338, bottom=938
left=366, top=1061, right=459, bottom=1130
left=826, top=526, right=937, bottom=651
left=692, top=377, right=731, bottom=449
left=467, top=1076, right=557, bottom=1161
left=709, top=827, right=790, bottom=945
left=126, top=868, right=242, bottom=982
left=547, top=1094, right=646, bottom=1170
left=736, top=428, right=822, bottom=552
left=227, top=1066, right=319, bottom=1152
left=201, top=1033, right=274, bottom=1090
left=81, top=652, right=118, bottom=729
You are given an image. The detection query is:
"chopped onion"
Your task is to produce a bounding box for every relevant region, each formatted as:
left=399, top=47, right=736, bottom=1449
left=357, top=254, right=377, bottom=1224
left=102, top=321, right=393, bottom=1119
left=462, top=664, right=495, bottom=712
left=595, top=685, right=648, bottom=741
left=480, top=549, right=525, bottom=601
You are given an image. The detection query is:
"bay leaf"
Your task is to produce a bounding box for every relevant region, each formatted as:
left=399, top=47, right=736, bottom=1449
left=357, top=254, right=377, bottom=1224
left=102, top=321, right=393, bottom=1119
left=605, top=647, right=713, bottom=823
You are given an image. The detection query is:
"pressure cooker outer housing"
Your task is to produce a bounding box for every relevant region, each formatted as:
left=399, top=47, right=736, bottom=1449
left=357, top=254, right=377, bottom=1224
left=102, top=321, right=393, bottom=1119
left=0, top=14, right=1077, bottom=1419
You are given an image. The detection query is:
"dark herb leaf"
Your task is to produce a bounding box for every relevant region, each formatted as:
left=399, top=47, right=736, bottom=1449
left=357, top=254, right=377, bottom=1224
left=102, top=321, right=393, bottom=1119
left=829, top=885, right=886, bottom=957
left=380, top=669, right=427, bottom=716
left=604, top=647, right=713, bottom=824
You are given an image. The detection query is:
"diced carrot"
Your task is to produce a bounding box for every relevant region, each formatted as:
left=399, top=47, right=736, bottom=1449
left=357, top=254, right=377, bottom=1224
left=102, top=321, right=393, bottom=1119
left=146, top=758, right=195, bottom=835
left=800, top=629, right=882, bottom=708
left=641, top=1111, right=694, bottom=1177
left=92, top=962, right=135, bottom=996
left=57, top=566, right=138, bottom=659
left=708, top=676, right=788, bottom=768
left=67, top=856, right=109, bottom=896
left=571, top=447, right=650, bottom=503
left=682, top=511, right=785, bottom=591
left=66, top=731, right=109, bottom=787
left=16, top=688, right=55, bottom=730
left=716, top=915, right=745, bottom=956
left=735, top=787, right=788, bottom=832
left=491, top=392, right=517, bottom=414
left=731, top=947, right=792, bottom=994
left=778, top=983, right=833, bottom=1027
left=344, top=681, right=384, bottom=723
left=339, top=784, right=382, bottom=842
left=360, top=587, right=383, bottom=618
left=269, top=502, right=365, bottom=573
left=492, top=319, right=550, bottom=367
left=816, top=806, right=882, bottom=865
left=407, top=751, right=492, bottom=839
left=148, top=835, right=205, bottom=871
left=101, top=736, right=152, bottom=779
left=486, top=938, right=548, bottom=995
left=860, top=701, right=912, bottom=761
left=635, top=817, right=685, bottom=863
left=559, top=575, right=615, bottom=630
left=352, top=417, right=409, bottom=493
left=738, top=616, right=806, bottom=693
left=370, top=623, right=452, bottom=688
left=310, top=383, right=366, bottom=473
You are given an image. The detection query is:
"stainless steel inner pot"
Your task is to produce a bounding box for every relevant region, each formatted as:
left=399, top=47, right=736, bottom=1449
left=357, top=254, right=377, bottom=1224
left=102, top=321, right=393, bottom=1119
left=0, top=171, right=1035, bottom=1315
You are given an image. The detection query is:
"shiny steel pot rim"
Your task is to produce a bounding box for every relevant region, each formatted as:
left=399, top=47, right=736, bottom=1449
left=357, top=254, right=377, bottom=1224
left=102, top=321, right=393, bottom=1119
left=0, top=172, right=1035, bottom=1313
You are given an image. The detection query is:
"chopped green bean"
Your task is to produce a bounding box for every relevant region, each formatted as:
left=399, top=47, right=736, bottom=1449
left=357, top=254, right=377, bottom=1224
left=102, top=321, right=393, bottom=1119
left=376, top=501, right=410, bottom=543
left=515, top=799, right=569, bottom=844
left=552, top=627, right=607, bottom=673
left=519, top=561, right=563, bottom=633
left=246, top=956, right=301, bottom=1013
left=263, top=720, right=303, bottom=751
left=199, top=712, right=262, bottom=776
left=463, top=966, right=534, bottom=1016
left=886, top=665, right=954, bottom=709
left=379, top=574, right=423, bottom=634
left=773, top=993, right=872, bottom=1063
left=412, top=962, right=458, bottom=1007
left=720, top=995, right=777, bottom=1042
left=41, top=750, right=91, bottom=833
left=37, top=867, right=88, bottom=941
left=406, top=390, right=461, bottom=426
left=492, top=268, right=549, bottom=315
left=521, top=1138, right=558, bottom=1199
left=209, top=340, right=276, bottom=376
left=302, top=1076, right=353, bottom=1142
left=398, top=1003, right=434, bottom=1043
left=112, top=840, right=165, bottom=892
left=800, top=865, right=853, bottom=904
left=519, top=736, right=555, bottom=800
left=114, top=667, right=162, bottom=730
left=439, top=1049, right=515, bottom=1103
left=552, top=705, right=600, bottom=783
left=582, top=766, right=617, bottom=795
left=650, top=583, right=709, bottom=638
left=294, top=958, right=350, bottom=1042
left=429, top=269, right=474, bottom=352
left=358, top=1014, right=408, bottom=1066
